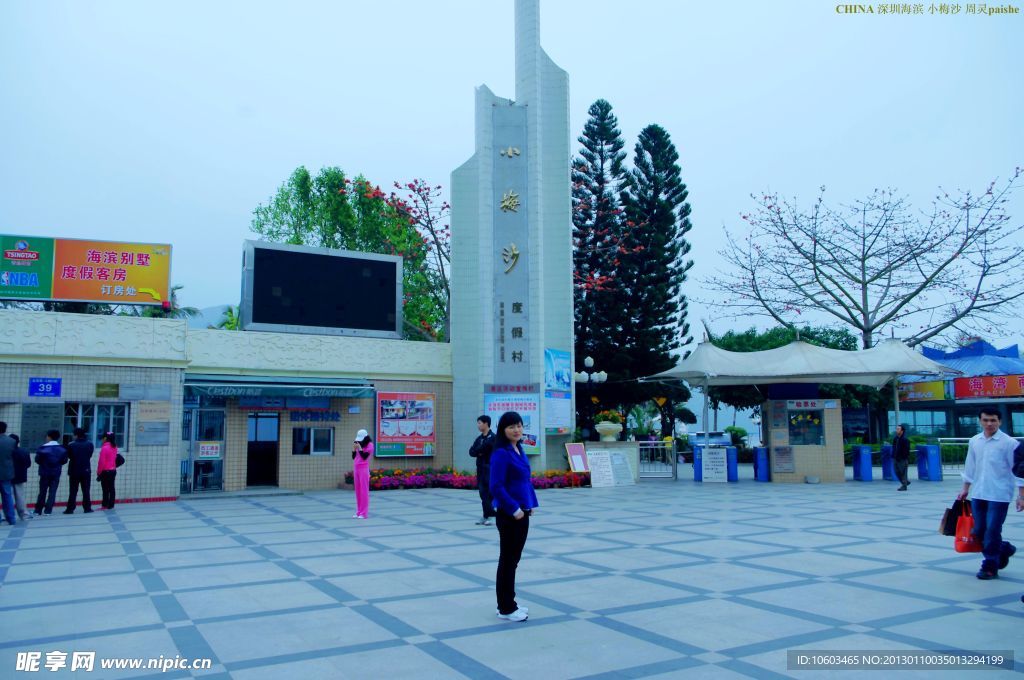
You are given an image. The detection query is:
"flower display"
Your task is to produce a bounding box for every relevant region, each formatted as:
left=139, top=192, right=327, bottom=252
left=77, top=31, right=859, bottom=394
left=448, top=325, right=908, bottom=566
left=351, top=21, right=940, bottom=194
left=344, top=466, right=590, bottom=490
left=594, top=410, right=623, bottom=424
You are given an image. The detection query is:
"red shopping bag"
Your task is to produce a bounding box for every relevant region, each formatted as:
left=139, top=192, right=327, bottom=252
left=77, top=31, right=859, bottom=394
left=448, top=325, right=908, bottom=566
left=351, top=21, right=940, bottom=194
left=954, top=503, right=982, bottom=553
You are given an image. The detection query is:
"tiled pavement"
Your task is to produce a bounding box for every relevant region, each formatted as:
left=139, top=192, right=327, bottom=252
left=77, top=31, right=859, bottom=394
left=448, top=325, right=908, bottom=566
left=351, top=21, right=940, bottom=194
left=1, top=472, right=1022, bottom=679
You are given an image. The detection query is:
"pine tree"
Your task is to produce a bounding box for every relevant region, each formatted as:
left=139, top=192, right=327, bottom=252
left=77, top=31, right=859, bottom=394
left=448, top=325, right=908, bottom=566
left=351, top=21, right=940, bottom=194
left=615, top=124, right=694, bottom=434
left=571, top=100, right=629, bottom=425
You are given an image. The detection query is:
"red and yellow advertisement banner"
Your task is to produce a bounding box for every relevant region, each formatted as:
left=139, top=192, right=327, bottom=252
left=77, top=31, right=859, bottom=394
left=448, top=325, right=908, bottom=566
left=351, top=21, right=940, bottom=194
left=376, top=392, right=436, bottom=457
left=954, top=375, right=1024, bottom=399
left=0, top=234, right=171, bottom=306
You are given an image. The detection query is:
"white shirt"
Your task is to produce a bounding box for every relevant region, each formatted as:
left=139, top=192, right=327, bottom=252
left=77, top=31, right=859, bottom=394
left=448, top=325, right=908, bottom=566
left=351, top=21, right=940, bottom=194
left=962, top=429, right=1024, bottom=502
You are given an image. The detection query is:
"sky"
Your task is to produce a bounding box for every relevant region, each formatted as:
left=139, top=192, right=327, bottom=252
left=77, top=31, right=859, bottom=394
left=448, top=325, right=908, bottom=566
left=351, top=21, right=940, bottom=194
left=1, top=0, right=1022, bottom=346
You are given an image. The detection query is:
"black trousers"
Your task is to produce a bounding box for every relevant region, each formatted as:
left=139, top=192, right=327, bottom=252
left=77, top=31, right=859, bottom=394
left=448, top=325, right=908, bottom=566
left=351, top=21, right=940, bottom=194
left=895, top=458, right=909, bottom=486
left=99, top=470, right=117, bottom=509
left=477, top=466, right=495, bottom=518
left=495, top=510, right=530, bottom=615
left=35, top=474, right=61, bottom=514
left=66, top=473, right=92, bottom=512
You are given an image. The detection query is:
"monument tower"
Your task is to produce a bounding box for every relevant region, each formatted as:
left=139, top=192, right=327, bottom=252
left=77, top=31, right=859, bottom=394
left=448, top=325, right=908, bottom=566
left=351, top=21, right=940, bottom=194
left=450, top=0, right=573, bottom=470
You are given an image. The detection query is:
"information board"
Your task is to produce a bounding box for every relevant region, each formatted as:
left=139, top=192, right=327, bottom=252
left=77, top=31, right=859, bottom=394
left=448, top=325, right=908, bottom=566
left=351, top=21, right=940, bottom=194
left=702, top=446, right=728, bottom=483
left=587, top=448, right=635, bottom=487
left=565, top=442, right=589, bottom=472
left=136, top=421, right=170, bottom=446
left=773, top=446, right=795, bottom=473
left=19, top=403, right=64, bottom=450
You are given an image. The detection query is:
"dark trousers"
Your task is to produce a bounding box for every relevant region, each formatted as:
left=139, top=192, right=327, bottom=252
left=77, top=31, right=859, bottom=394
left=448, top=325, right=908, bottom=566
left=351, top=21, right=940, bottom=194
left=99, top=470, right=117, bottom=509
left=895, top=458, right=909, bottom=486
left=495, top=510, right=530, bottom=615
left=35, top=474, right=60, bottom=514
left=971, top=498, right=1013, bottom=572
left=66, top=473, right=92, bottom=512
left=477, top=466, right=495, bottom=518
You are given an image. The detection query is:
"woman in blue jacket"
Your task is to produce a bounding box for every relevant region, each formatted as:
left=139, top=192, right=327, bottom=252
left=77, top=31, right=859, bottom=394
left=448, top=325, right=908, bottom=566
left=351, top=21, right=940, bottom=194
left=489, top=411, right=538, bottom=622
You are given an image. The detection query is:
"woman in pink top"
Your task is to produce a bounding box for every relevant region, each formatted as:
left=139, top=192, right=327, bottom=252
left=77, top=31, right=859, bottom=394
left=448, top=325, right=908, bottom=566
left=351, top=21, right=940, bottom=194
left=352, top=429, right=373, bottom=519
left=96, top=432, right=118, bottom=509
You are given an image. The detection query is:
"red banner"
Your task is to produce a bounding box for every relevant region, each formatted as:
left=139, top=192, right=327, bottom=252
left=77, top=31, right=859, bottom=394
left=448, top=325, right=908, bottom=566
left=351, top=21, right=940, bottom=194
left=954, top=375, right=1024, bottom=399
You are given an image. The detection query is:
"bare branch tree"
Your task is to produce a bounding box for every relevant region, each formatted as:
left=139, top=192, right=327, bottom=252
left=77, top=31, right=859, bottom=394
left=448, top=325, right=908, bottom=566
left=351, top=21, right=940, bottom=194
left=703, top=169, right=1024, bottom=348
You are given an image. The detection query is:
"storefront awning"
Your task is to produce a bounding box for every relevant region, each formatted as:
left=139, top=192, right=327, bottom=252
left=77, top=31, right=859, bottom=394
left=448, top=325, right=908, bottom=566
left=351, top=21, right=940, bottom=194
left=184, top=374, right=374, bottom=399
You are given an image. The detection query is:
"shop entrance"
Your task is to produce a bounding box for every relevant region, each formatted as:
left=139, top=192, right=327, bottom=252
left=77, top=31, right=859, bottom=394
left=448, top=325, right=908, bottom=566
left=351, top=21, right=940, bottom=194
left=247, top=412, right=279, bottom=486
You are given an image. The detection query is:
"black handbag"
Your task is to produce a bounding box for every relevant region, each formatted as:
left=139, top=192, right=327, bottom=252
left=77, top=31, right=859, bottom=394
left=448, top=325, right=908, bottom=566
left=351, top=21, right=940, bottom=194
left=115, top=453, right=126, bottom=468
left=939, top=498, right=964, bottom=536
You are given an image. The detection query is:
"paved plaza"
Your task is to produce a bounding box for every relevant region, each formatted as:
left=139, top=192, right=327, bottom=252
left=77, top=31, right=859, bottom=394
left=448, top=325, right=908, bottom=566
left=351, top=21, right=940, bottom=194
left=1, top=471, right=1022, bottom=679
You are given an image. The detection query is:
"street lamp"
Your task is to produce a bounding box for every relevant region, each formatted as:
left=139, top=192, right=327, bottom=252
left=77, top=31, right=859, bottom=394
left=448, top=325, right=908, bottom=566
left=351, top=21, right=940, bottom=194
left=574, top=356, right=607, bottom=440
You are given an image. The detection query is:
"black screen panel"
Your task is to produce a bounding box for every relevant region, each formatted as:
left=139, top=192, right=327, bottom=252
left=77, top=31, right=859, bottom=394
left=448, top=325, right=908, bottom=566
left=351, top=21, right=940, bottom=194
left=250, top=247, right=398, bottom=332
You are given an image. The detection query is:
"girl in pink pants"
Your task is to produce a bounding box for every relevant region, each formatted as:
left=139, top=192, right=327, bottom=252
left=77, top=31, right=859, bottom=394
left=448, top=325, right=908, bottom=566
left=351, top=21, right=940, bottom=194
left=352, top=429, right=373, bottom=519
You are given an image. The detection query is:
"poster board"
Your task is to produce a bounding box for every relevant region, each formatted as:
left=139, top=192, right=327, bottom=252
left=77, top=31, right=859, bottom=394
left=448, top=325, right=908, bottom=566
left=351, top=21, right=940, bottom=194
left=587, top=449, right=635, bottom=487
left=702, top=446, right=728, bottom=483
left=565, top=442, right=588, bottom=472
left=482, top=391, right=541, bottom=455
left=376, top=391, right=436, bottom=456
left=772, top=446, right=795, bottom=473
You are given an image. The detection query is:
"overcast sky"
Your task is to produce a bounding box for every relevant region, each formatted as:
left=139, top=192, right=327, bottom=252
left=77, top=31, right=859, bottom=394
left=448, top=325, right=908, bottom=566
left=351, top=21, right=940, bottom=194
left=2, top=0, right=1021, bottom=346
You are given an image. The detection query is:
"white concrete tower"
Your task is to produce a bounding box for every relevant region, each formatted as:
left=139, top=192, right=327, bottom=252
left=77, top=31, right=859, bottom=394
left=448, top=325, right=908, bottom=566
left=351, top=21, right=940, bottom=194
left=451, top=0, right=572, bottom=471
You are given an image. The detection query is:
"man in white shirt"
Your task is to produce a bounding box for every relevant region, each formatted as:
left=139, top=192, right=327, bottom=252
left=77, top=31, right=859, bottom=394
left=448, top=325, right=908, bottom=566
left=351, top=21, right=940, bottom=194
left=957, top=408, right=1024, bottom=580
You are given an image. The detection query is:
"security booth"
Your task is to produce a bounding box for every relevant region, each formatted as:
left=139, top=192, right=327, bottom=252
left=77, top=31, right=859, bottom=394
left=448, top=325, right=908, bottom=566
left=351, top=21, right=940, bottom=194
left=649, top=339, right=958, bottom=483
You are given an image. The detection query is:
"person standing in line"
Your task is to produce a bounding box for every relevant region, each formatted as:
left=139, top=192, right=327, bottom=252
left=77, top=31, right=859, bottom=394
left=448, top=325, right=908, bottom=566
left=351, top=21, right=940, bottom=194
left=957, top=408, right=1024, bottom=580
left=893, top=423, right=911, bottom=491
left=34, top=429, right=67, bottom=516
left=489, top=411, right=539, bottom=623
left=469, top=415, right=496, bottom=526
left=96, top=432, right=119, bottom=510
left=10, top=435, right=32, bottom=521
left=0, top=422, right=17, bottom=526
left=64, top=427, right=94, bottom=514
left=352, top=429, right=373, bottom=519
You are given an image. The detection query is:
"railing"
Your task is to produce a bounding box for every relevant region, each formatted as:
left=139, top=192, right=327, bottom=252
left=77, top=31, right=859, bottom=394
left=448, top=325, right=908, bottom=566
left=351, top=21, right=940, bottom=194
left=639, top=441, right=677, bottom=480
left=937, top=436, right=1024, bottom=472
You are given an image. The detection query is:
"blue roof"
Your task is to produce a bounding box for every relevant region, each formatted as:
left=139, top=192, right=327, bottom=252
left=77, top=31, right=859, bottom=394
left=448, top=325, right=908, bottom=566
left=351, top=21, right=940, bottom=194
left=904, top=340, right=1024, bottom=382
left=922, top=340, right=1019, bottom=361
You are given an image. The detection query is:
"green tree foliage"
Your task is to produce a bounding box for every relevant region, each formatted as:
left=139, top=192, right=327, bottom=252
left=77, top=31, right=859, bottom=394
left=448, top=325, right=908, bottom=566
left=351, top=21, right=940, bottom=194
left=571, top=100, right=630, bottom=416
left=213, top=305, right=240, bottom=330
left=612, top=124, right=695, bottom=435
left=251, top=166, right=449, bottom=341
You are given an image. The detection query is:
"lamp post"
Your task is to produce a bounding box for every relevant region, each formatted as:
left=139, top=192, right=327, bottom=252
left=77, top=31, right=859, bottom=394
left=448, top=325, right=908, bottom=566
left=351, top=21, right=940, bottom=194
left=573, top=356, right=607, bottom=440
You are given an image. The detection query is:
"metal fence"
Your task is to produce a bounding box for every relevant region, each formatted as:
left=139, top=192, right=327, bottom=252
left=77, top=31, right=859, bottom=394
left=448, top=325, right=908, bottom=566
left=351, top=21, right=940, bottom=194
left=937, top=436, right=1024, bottom=473
left=639, top=441, right=677, bottom=480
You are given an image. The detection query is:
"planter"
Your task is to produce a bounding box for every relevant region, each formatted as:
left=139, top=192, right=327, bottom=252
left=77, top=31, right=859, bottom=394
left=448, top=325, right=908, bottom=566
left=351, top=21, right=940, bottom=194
left=594, top=421, right=623, bottom=441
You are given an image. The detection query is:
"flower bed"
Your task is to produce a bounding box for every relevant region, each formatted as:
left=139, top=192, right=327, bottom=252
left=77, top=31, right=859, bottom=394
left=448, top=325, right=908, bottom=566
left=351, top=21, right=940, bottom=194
left=344, top=466, right=590, bottom=490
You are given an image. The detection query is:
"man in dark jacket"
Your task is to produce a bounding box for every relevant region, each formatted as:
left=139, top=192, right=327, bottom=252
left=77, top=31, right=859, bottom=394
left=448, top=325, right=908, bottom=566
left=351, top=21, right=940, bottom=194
left=469, top=415, right=496, bottom=525
left=893, top=423, right=911, bottom=491
left=0, top=422, right=16, bottom=526
left=10, top=434, right=32, bottom=521
left=35, top=429, right=68, bottom=516
left=64, top=427, right=94, bottom=513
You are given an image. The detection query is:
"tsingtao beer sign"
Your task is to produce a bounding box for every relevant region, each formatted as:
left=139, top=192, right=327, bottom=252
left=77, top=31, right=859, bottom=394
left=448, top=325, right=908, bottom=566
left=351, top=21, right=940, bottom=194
left=0, top=234, right=172, bottom=306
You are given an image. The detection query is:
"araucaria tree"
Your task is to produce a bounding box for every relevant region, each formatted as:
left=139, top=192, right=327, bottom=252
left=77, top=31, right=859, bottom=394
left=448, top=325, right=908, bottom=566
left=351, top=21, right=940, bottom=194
left=572, top=100, right=629, bottom=407
left=614, top=124, right=695, bottom=434
left=706, top=169, right=1024, bottom=348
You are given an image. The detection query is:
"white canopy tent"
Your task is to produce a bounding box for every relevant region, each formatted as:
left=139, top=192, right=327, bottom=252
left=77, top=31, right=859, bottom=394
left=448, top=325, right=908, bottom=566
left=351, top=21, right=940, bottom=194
left=647, top=339, right=960, bottom=446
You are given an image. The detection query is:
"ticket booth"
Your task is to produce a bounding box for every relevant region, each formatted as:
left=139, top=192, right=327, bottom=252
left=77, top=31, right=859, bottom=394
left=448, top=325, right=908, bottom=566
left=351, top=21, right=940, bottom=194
left=762, top=398, right=845, bottom=483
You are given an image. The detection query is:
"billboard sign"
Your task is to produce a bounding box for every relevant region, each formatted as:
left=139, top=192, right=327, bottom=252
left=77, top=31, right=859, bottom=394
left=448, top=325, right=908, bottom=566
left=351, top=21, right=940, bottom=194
left=376, top=392, right=436, bottom=457
left=954, top=375, right=1024, bottom=399
left=0, top=234, right=171, bottom=306
left=899, top=380, right=949, bottom=402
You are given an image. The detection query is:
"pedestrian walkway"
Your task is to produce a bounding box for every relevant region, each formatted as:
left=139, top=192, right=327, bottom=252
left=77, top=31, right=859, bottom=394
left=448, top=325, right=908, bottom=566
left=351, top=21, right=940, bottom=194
left=1, top=477, right=1021, bottom=679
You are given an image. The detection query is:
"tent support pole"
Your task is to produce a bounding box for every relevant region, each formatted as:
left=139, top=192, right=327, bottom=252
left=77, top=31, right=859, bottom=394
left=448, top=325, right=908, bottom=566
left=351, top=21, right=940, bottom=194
left=892, top=378, right=900, bottom=436
left=703, top=377, right=710, bottom=448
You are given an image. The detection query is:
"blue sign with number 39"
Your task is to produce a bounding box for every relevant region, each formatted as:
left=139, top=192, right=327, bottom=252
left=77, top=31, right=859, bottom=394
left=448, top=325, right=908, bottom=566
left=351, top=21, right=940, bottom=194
left=28, top=378, right=62, bottom=398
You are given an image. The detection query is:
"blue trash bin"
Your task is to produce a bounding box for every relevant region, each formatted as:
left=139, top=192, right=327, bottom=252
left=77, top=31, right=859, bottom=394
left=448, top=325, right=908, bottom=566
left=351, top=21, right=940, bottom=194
left=881, top=444, right=895, bottom=481
left=693, top=445, right=703, bottom=482
left=916, top=444, right=930, bottom=480
left=727, top=446, right=738, bottom=482
left=917, top=444, right=941, bottom=481
left=853, top=444, right=873, bottom=481
left=754, top=447, right=770, bottom=482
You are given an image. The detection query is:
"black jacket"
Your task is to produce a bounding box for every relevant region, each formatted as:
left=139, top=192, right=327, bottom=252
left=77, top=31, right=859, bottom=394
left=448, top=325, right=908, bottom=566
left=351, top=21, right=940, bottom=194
left=35, top=442, right=68, bottom=477
left=469, top=431, right=495, bottom=468
left=66, top=438, right=95, bottom=476
left=0, top=434, right=13, bottom=482
left=892, top=433, right=911, bottom=462
left=13, top=446, right=32, bottom=484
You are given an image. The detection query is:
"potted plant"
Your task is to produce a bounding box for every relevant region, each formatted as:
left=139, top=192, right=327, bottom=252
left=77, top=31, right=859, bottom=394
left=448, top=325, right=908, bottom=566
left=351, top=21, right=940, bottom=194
left=594, top=410, right=623, bottom=441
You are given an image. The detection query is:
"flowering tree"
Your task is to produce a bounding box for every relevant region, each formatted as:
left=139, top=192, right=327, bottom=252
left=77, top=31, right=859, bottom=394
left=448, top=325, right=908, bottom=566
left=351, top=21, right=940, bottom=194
left=705, top=170, right=1024, bottom=348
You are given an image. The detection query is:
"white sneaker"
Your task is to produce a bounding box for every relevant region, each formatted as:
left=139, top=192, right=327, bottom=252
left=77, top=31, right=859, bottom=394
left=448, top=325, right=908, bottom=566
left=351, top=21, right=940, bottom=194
left=496, top=608, right=528, bottom=621
left=496, top=606, right=528, bottom=614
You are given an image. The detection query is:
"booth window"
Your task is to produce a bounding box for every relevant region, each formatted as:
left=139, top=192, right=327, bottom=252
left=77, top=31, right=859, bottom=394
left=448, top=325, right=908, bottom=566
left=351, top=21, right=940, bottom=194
left=293, top=427, right=334, bottom=456
left=65, top=403, right=129, bottom=449
left=788, top=410, right=823, bottom=445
